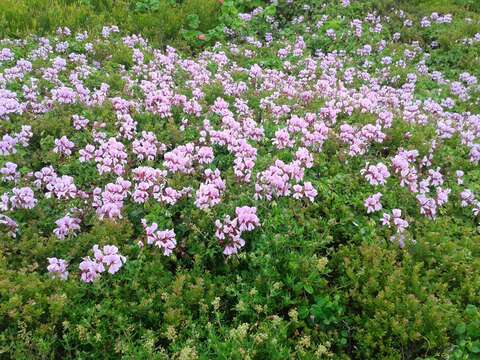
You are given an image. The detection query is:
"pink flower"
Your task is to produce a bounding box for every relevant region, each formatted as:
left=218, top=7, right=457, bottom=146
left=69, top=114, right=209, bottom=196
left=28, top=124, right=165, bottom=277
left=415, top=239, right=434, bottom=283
left=10, top=187, right=37, bottom=209
left=196, top=146, right=215, bottom=164
left=194, top=169, right=225, bottom=210
left=72, top=114, right=89, bottom=130
left=94, top=138, right=128, bottom=175
left=47, top=257, right=69, bottom=280
left=381, top=213, right=391, bottom=227
left=215, top=206, right=260, bottom=255
left=235, top=206, right=260, bottom=232
left=79, top=244, right=126, bottom=282
left=456, top=170, right=464, bottom=185
left=295, top=148, right=314, bottom=169
left=293, top=182, right=317, bottom=202
left=132, top=131, right=164, bottom=161
left=361, top=163, right=390, bottom=186
left=93, top=244, right=126, bottom=274
left=460, top=190, right=475, bottom=207
left=79, top=257, right=104, bottom=283
left=391, top=209, right=409, bottom=232
left=0, top=214, right=18, bottom=237
left=45, top=175, right=77, bottom=200
left=79, top=144, right=95, bottom=162
left=1, top=162, right=19, bottom=182
left=142, top=220, right=176, bottom=256
left=94, top=178, right=131, bottom=220
left=427, top=168, right=443, bottom=186
left=416, top=194, right=437, bottom=219
left=273, top=128, right=294, bottom=149
left=53, top=215, right=81, bottom=240
left=51, top=86, right=77, bottom=104
left=436, top=187, right=451, bottom=206
left=53, top=136, right=75, bottom=156
left=164, top=143, right=196, bottom=174
left=364, top=193, right=382, bottom=213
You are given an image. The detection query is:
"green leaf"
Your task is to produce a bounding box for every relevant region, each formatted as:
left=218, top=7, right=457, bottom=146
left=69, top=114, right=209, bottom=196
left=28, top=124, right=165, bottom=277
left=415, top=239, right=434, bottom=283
left=455, top=323, right=466, bottom=335
left=298, top=305, right=309, bottom=320
left=186, top=14, right=200, bottom=30
left=303, top=283, right=314, bottom=294
left=264, top=5, right=276, bottom=17
left=471, top=341, right=480, bottom=353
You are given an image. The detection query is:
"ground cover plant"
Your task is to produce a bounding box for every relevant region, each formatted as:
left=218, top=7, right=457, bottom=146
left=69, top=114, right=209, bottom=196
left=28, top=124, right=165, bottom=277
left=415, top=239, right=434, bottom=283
left=1, top=0, right=480, bottom=358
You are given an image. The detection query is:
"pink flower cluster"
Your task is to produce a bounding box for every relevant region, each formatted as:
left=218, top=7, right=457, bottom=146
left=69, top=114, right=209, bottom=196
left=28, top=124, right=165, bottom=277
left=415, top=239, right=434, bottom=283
left=163, top=143, right=214, bottom=174
left=361, top=162, right=390, bottom=186
left=141, top=219, right=177, bottom=256
left=339, top=124, right=385, bottom=157
left=72, top=114, right=89, bottom=130
left=53, top=215, right=81, bottom=240
left=2, top=187, right=37, bottom=210
left=381, top=209, right=409, bottom=233
left=195, top=169, right=226, bottom=210
left=132, top=131, right=166, bottom=161
left=255, top=159, right=317, bottom=202
left=215, top=206, right=260, bottom=255
left=93, top=178, right=131, bottom=220
left=364, top=192, right=382, bottom=213
left=53, top=136, right=75, bottom=156
left=42, top=174, right=78, bottom=200
left=1, top=162, right=19, bottom=182
left=79, top=244, right=126, bottom=283
left=460, top=189, right=480, bottom=216
left=92, top=137, right=128, bottom=175
left=0, top=125, right=32, bottom=155
left=0, top=214, right=18, bottom=238
left=131, top=166, right=167, bottom=203
left=47, top=257, right=69, bottom=280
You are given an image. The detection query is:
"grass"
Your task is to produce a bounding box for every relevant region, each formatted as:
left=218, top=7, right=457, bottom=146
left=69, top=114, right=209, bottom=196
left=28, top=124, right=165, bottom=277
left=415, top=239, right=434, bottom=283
left=0, top=0, right=222, bottom=48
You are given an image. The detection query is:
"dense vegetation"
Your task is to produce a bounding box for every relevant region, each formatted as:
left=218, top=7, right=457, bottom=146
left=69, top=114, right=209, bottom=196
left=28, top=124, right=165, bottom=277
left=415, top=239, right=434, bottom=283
left=0, top=0, right=224, bottom=50
left=1, top=0, right=480, bottom=358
